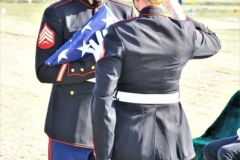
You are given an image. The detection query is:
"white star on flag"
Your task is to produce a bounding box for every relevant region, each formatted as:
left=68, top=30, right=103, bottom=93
left=58, top=49, right=69, bottom=62
left=101, top=13, right=115, bottom=28
left=81, top=21, right=92, bottom=33
left=77, top=40, right=90, bottom=57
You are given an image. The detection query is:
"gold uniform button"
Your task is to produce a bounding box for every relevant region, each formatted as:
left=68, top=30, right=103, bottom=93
left=80, top=68, right=84, bottom=72
left=71, top=68, right=75, bottom=73
left=91, top=66, right=95, bottom=70
left=70, top=91, right=74, bottom=95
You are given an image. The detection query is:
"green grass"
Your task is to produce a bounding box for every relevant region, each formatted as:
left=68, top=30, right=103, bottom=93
left=0, top=2, right=49, bottom=23
left=182, top=4, right=239, bottom=20
left=0, top=1, right=239, bottom=22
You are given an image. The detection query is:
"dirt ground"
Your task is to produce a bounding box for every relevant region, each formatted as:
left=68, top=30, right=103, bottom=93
left=0, top=9, right=239, bottom=160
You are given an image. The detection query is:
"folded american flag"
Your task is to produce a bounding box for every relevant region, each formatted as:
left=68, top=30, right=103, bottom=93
left=45, top=4, right=118, bottom=66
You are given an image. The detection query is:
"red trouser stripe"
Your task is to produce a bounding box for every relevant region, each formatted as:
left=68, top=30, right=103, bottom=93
left=48, top=138, right=53, bottom=160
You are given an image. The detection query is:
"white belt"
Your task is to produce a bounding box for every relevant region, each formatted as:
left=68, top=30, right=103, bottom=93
left=115, top=91, right=179, bottom=104
left=87, top=78, right=96, bottom=83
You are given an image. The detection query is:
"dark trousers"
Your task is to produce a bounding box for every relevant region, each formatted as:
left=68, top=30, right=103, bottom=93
left=203, top=136, right=240, bottom=160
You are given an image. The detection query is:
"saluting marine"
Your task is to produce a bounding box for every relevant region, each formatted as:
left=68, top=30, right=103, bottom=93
left=91, top=0, right=221, bottom=159
left=35, top=0, right=135, bottom=159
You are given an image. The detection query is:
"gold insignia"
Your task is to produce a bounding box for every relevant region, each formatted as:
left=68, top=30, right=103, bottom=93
left=71, top=68, right=75, bottom=73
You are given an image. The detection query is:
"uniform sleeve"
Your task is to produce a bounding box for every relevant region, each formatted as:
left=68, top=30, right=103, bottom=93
left=187, top=16, right=221, bottom=59
left=35, top=7, right=95, bottom=85
left=91, top=25, right=123, bottom=160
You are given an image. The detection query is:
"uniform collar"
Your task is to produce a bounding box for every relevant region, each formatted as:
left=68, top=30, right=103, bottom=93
left=139, top=5, right=165, bottom=16
left=79, top=0, right=106, bottom=8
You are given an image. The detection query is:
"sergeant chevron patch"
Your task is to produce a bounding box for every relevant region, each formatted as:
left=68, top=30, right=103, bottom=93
left=38, top=23, right=55, bottom=49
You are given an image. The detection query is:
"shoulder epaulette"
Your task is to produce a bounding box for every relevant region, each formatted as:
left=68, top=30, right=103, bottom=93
left=115, top=16, right=137, bottom=25
left=53, top=0, right=73, bottom=9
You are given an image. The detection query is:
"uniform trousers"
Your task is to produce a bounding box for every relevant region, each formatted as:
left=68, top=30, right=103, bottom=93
left=48, top=139, right=95, bottom=160
left=203, top=136, right=240, bottom=160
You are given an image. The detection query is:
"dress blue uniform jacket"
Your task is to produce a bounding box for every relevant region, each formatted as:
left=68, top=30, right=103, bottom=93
left=35, top=0, right=135, bottom=148
left=92, top=6, right=221, bottom=160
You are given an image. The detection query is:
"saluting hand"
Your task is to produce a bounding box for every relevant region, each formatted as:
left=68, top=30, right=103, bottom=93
left=163, top=0, right=186, bottom=20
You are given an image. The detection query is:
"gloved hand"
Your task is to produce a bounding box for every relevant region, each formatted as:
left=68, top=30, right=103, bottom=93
left=163, top=0, right=186, bottom=20
left=237, top=128, right=240, bottom=140
left=88, top=29, right=108, bottom=61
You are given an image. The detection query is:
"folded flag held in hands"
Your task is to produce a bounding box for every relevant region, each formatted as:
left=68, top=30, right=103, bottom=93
left=45, top=4, right=118, bottom=66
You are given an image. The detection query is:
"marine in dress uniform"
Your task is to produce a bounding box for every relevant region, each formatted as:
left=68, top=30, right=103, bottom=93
left=91, top=0, right=221, bottom=159
left=35, top=0, right=135, bottom=159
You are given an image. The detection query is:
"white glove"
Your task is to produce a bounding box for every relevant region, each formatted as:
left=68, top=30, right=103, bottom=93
left=88, top=29, right=108, bottom=61
left=237, top=128, right=240, bottom=140
left=163, top=0, right=186, bottom=20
